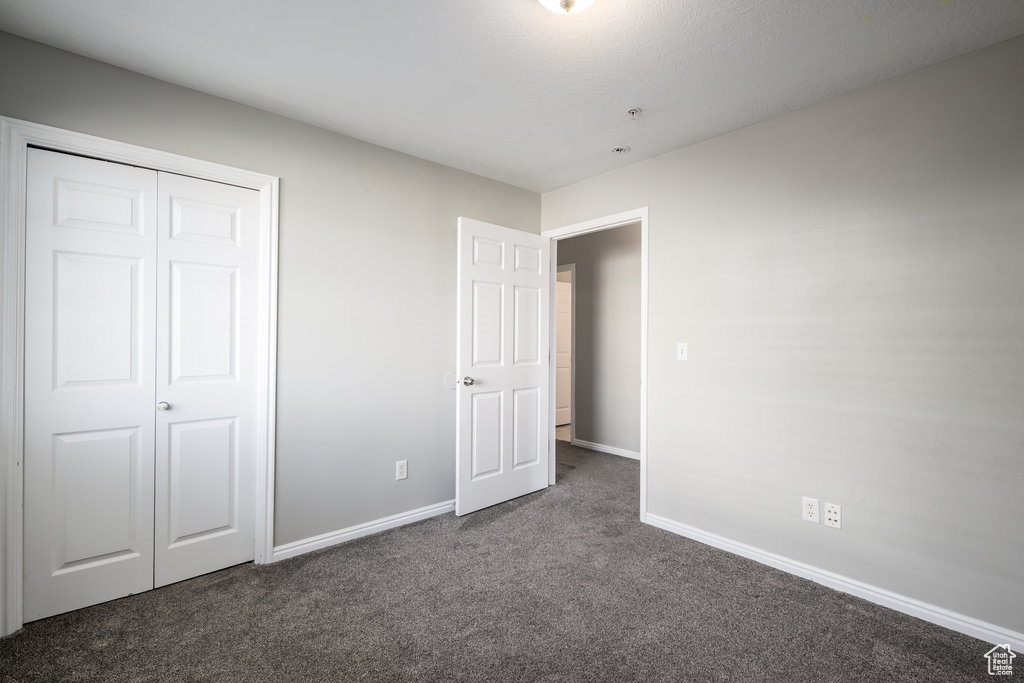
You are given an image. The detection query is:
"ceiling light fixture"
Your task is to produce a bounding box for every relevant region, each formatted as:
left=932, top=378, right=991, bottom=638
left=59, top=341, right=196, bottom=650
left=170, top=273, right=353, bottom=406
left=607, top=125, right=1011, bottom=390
left=538, top=0, right=596, bottom=14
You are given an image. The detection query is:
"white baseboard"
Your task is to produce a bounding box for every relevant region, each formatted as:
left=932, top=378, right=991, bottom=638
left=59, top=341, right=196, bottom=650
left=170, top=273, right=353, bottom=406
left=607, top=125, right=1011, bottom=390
left=572, top=439, right=640, bottom=460
left=645, top=513, right=1024, bottom=651
left=272, top=499, right=455, bottom=562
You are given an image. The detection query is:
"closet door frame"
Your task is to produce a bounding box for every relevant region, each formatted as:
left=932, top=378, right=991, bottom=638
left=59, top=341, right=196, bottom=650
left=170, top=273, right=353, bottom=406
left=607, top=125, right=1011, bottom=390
left=0, top=116, right=280, bottom=637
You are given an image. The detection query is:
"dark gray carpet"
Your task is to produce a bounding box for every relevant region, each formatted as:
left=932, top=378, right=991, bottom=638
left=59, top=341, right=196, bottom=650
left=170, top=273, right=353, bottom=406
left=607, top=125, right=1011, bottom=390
left=0, top=442, right=998, bottom=681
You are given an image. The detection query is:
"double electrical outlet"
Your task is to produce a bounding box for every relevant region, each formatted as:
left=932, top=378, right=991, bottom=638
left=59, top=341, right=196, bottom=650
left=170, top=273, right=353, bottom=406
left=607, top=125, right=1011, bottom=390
left=802, top=496, right=841, bottom=529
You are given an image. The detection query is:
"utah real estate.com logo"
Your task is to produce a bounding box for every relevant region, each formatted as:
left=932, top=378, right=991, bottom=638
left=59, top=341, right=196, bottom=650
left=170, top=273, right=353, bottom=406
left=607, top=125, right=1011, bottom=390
left=983, top=644, right=1016, bottom=676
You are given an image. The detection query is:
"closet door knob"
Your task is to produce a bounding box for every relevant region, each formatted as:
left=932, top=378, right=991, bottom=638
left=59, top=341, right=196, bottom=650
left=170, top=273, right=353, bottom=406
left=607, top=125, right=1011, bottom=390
left=462, top=376, right=476, bottom=386
left=156, top=402, right=170, bottom=411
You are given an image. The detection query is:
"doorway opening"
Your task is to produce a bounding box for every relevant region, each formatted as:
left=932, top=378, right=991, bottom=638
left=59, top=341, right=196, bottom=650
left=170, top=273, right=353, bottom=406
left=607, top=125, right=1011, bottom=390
left=555, top=264, right=574, bottom=444
left=543, top=208, right=649, bottom=521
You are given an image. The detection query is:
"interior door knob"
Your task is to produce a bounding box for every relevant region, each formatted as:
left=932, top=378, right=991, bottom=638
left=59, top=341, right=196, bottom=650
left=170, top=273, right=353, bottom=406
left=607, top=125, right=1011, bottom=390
left=156, top=401, right=170, bottom=411
left=462, top=376, right=476, bottom=386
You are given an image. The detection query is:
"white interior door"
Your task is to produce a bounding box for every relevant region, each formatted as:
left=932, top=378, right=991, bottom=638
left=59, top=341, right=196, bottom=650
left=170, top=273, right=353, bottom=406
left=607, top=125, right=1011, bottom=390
left=154, top=172, right=259, bottom=587
left=24, top=149, right=158, bottom=620
left=456, top=217, right=550, bottom=515
left=555, top=275, right=572, bottom=426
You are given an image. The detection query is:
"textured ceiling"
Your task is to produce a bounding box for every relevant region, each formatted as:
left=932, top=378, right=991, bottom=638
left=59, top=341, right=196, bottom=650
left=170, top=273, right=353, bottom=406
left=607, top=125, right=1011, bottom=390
left=1, top=0, right=1023, bottom=192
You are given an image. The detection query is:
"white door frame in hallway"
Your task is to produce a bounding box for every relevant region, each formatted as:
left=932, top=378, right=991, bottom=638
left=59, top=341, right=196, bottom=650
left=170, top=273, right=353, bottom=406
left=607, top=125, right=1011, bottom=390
left=0, top=117, right=280, bottom=637
left=542, top=208, right=649, bottom=521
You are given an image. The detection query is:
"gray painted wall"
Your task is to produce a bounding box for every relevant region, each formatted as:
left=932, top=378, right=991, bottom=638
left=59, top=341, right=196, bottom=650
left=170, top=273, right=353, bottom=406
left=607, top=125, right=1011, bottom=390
left=0, top=31, right=540, bottom=546
left=543, top=37, right=1024, bottom=632
left=557, top=224, right=641, bottom=453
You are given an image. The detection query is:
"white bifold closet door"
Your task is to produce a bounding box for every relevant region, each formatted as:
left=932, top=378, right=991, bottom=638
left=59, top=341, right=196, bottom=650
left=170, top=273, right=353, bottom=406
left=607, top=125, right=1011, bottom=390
left=24, top=148, right=259, bottom=621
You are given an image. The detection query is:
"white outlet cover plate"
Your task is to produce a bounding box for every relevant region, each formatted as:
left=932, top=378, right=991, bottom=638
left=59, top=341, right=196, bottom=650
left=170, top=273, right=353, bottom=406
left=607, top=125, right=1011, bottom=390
left=802, top=496, right=819, bottom=523
left=825, top=502, right=841, bottom=529
left=396, top=460, right=408, bottom=480
left=677, top=342, right=688, bottom=361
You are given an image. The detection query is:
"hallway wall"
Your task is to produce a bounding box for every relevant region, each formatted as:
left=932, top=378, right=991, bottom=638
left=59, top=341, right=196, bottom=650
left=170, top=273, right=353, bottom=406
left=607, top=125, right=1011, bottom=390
left=557, top=223, right=642, bottom=454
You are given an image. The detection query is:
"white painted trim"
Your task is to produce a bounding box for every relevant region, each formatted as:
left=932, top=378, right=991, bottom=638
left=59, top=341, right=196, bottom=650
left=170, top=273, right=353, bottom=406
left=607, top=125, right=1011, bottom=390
left=272, top=500, right=456, bottom=562
left=254, top=177, right=280, bottom=565
left=544, top=207, right=649, bottom=523
left=571, top=439, right=640, bottom=460
left=0, top=116, right=280, bottom=636
left=543, top=208, right=647, bottom=240
left=638, top=212, right=649, bottom=523
left=646, top=512, right=1024, bottom=651
left=0, top=118, right=27, bottom=639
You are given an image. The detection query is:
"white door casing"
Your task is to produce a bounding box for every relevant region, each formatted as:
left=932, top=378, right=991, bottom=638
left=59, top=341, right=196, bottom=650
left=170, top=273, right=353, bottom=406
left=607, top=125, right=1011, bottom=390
left=542, top=207, right=648, bottom=500
left=24, top=149, right=159, bottom=620
left=456, top=217, right=550, bottom=515
left=555, top=271, right=573, bottom=426
left=154, top=172, right=258, bottom=587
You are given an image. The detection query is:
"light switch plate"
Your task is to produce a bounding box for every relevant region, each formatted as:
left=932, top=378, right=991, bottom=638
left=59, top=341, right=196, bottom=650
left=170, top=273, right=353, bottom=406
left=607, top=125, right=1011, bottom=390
left=677, top=342, right=688, bottom=361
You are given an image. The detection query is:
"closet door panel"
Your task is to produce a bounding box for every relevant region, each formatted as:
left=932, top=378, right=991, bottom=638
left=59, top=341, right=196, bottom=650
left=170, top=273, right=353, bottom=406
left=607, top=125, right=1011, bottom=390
left=154, top=172, right=259, bottom=587
left=23, top=149, right=158, bottom=621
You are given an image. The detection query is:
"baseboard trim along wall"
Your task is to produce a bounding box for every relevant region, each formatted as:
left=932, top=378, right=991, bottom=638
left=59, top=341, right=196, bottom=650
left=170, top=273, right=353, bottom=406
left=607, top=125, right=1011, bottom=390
left=272, top=500, right=456, bottom=562
left=645, top=513, right=1024, bottom=651
left=572, top=439, right=640, bottom=460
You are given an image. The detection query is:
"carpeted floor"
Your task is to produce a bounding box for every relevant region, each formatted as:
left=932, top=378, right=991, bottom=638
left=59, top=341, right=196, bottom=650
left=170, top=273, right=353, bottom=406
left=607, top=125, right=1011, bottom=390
left=0, top=442, right=997, bottom=681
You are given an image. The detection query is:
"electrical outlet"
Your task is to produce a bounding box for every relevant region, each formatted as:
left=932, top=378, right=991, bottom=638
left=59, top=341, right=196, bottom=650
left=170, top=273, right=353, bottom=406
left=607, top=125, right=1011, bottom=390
left=802, top=496, right=819, bottom=523
left=677, top=342, right=688, bottom=361
left=395, top=460, right=408, bottom=480
left=825, top=502, right=841, bottom=529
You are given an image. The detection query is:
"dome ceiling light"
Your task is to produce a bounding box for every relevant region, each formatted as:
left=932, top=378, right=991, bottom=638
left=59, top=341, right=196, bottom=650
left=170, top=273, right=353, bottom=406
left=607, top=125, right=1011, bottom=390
left=538, top=0, right=596, bottom=15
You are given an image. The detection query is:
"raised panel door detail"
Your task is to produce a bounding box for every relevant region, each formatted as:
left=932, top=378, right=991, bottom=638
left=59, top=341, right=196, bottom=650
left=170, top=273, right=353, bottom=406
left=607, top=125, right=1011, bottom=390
left=166, top=418, right=237, bottom=545
left=170, top=262, right=238, bottom=382
left=514, top=245, right=541, bottom=274
left=513, top=388, right=540, bottom=468
left=25, top=148, right=269, bottom=620
left=153, top=172, right=259, bottom=588
left=514, top=286, right=540, bottom=365
left=54, top=252, right=140, bottom=389
left=471, top=391, right=503, bottom=480
left=25, top=148, right=157, bottom=622
left=52, top=428, right=142, bottom=572
left=55, top=180, right=143, bottom=234
left=472, top=281, right=503, bottom=367
left=457, top=217, right=549, bottom=516
left=473, top=236, right=504, bottom=269
left=155, top=170, right=259, bottom=588
left=170, top=197, right=240, bottom=246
